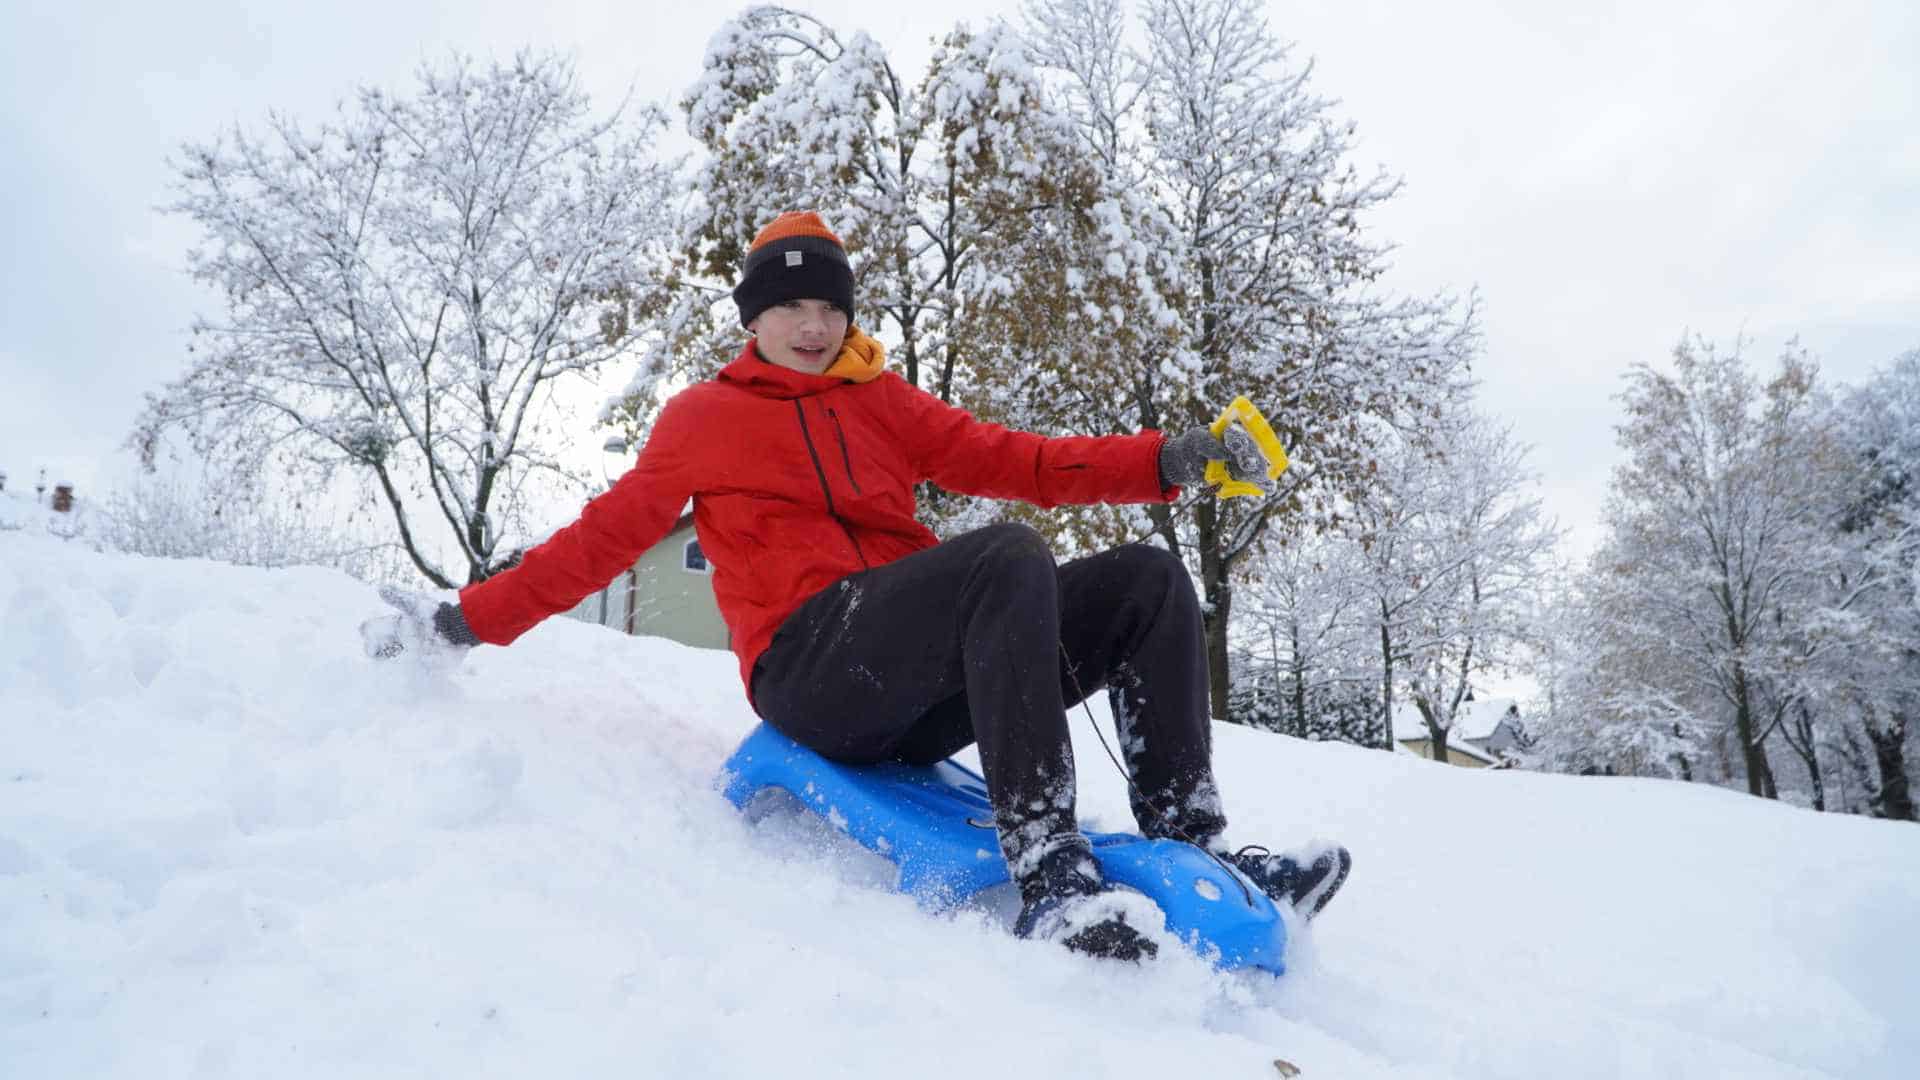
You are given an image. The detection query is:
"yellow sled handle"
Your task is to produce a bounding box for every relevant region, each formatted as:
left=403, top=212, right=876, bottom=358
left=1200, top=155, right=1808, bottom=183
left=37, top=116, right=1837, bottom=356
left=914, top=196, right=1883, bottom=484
left=1204, top=396, right=1290, bottom=499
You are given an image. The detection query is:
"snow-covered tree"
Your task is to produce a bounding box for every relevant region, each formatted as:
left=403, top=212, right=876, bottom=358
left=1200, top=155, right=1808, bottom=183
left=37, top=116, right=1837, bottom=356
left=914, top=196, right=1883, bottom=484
left=605, top=4, right=1205, bottom=544
left=1576, top=337, right=1857, bottom=799
left=1535, top=542, right=1720, bottom=781
left=1341, top=406, right=1555, bottom=755
left=1760, top=547, right=1888, bottom=811
left=1536, top=344, right=1919, bottom=818
left=627, top=1, right=1477, bottom=720
left=1828, top=350, right=1920, bottom=819
left=1024, top=0, right=1477, bottom=718
left=1394, top=416, right=1559, bottom=765
left=131, top=52, right=683, bottom=587
left=1228, top=522, right=1376, bottom=740
left=632, top=5, right=1116, bottom=471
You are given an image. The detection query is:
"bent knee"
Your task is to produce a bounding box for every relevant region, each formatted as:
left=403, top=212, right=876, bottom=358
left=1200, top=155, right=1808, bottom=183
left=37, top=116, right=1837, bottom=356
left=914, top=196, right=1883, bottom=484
left=1116, top=542, right=1186, bottom=576
left=1118, top=543, right=1197, bottom=598
left=973, top=521, right=1054, bottom=564
left=959, top=522, right=1057, bottom=594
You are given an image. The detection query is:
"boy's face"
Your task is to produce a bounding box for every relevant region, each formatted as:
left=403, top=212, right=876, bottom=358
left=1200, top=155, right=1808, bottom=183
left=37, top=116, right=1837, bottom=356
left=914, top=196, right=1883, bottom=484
left=750, top=298, right=849, bottom=375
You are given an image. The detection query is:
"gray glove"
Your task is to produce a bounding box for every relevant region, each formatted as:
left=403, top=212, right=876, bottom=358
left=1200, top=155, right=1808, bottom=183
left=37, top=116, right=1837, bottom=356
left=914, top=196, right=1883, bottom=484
left=1158, top=426, right=1273, bottom=493
left=359, top=585, right=480, bottom=662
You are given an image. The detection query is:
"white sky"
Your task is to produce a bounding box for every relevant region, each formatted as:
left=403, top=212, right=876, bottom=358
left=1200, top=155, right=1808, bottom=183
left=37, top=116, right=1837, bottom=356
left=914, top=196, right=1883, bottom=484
left=3, top=0, right=1916, bottom=557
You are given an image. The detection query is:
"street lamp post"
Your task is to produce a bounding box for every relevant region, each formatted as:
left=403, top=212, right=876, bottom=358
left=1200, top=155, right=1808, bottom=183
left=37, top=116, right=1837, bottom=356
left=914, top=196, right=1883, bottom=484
left=600, top=436, right=629, bottom=491
left=595, top=434, right=634, bottom=630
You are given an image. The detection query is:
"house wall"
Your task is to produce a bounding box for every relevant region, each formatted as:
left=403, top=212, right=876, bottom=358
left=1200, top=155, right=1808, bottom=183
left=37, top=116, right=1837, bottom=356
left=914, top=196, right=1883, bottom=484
left=1398, top=738, right=1493, bottom=769
left=1477, top=720, right=1523, bottom=757
left=629, top=529, right=727, bottom=649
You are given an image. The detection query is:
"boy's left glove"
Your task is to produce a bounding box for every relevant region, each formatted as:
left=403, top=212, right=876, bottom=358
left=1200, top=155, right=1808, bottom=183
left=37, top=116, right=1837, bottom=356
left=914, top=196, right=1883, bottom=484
left=1159, top=427, right=1273, bottom=494
left=360, top=585, right=481, bottom=661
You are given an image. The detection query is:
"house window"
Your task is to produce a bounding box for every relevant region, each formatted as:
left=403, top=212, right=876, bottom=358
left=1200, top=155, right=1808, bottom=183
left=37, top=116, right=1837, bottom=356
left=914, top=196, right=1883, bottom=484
left=683, top=538, right=709, bottom=573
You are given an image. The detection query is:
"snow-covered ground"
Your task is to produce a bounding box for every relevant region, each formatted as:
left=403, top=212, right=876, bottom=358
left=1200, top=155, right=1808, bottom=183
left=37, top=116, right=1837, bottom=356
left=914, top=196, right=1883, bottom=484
left=4, top=531, right=1917, bottom=1079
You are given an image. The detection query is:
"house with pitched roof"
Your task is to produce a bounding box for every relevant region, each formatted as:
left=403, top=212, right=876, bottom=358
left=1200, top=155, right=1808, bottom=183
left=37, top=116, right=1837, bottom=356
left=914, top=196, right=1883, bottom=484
left=1392, top=697, right=1525, bottom=768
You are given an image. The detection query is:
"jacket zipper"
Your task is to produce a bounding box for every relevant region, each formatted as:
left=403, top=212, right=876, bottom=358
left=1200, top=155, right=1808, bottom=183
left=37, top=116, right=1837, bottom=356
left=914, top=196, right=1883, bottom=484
left=825, top=407, right=863, bottom=494
left=792, top=400, right=870, bottom=569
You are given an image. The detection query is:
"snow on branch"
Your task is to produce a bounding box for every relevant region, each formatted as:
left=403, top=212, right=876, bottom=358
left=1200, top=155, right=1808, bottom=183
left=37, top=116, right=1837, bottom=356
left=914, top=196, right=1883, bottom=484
left=133, top=51, right=684, bottom=587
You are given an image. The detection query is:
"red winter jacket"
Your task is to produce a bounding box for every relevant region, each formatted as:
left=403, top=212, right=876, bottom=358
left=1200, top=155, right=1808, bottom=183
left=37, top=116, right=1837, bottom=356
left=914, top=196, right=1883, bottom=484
left=458, top=340, right=1177, bottom=701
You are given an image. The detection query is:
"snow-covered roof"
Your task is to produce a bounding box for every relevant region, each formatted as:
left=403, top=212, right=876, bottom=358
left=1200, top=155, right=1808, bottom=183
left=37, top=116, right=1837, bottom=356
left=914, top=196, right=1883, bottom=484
left=1391, top=697, right=1520, bottom=744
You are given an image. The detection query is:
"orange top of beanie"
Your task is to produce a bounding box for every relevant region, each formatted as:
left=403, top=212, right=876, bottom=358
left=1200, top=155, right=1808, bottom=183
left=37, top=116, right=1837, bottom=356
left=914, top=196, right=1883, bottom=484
left=751, top=211, right=844, bottom=253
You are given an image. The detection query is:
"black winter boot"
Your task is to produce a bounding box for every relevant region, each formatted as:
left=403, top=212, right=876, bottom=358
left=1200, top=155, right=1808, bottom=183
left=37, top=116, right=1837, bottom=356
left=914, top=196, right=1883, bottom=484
left=1012, top=845, right=1159, bottom=962
left=1221, top=844, right=1352, bottom=921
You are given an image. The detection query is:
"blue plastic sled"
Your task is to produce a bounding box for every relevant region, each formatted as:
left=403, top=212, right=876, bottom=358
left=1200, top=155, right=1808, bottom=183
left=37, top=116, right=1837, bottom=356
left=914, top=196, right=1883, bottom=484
left=719, top=721, right=1287, bottom=974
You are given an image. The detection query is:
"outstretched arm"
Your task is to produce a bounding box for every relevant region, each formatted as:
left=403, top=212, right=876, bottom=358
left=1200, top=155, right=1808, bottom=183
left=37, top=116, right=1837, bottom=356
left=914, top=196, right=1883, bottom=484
left=456, top=397, right=701, bottom=647
left=898, top=377, right=1271, bottom=505
left=362, top=393, right=702, bottom=658
left=896, top=378, right=1173, bottom=508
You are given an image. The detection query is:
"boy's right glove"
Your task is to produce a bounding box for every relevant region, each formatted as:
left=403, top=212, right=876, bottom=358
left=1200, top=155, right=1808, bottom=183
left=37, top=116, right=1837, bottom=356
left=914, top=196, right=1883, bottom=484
left=360, top=585, right=481, bottom=662
left=1158, top=426, right=1273, bottom=494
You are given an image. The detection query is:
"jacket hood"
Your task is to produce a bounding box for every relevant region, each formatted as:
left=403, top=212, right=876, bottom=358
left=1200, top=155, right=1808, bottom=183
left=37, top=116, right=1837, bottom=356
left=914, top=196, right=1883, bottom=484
left=719, top=327, right=888, bottom=399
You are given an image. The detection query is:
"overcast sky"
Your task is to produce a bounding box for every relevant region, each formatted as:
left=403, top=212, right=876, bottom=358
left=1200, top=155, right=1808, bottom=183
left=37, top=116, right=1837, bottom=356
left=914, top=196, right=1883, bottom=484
left=3, top=0, right=1916, bottom=557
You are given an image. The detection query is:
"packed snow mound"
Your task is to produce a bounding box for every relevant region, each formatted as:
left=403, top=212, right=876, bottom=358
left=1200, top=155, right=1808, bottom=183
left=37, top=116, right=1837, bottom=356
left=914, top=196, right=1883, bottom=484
left=3, top=531, right=1917, bottom=1079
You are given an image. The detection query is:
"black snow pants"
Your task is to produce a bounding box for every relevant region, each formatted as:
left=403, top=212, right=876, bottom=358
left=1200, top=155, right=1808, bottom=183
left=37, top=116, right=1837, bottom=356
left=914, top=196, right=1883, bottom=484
left=749, top=522, right=1227, bottom=885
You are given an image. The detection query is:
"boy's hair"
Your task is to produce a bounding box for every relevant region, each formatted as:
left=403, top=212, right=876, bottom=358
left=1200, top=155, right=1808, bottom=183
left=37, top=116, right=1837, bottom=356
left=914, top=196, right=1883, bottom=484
left=732, top=211, right=855, bottom=328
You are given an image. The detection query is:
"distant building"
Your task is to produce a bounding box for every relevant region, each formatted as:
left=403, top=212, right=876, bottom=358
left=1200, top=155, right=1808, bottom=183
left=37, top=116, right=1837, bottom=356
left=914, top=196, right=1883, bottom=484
left=1392, top=698, right=1525, bottom=769
left=561, top=511, right=729, bottom=650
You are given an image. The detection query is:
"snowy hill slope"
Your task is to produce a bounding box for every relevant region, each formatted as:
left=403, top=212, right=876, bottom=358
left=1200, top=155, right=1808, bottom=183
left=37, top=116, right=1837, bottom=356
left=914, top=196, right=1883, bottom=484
left=3, top=533, right=1917, bottom=1079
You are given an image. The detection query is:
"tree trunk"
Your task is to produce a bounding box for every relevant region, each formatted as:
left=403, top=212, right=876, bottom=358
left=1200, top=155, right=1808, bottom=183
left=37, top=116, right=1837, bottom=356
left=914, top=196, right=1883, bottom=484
left=1290, top=633, right=1307, bottom=739
left=469, top=468, right=498, bottom=582
left=370, top=460, right=457, bottom=590
left=1867, top=716, right=1916, bottom=821
left=1203, top=609, right=1231, bottom=722
left=1429, top=723, right=1450, bottom=765
left=1792, top=703, right=1826, bottom=812
left=1378, top=608, right=1396, bottom=752
left=1196, top=499, right=1230, bottom=722
left=1731, top=663, right=1777, bottom=798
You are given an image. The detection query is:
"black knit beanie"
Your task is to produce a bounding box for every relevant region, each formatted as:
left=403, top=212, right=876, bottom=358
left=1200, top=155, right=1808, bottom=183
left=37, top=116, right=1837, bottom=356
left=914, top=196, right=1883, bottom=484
left=731, top=211, right=855, bottom=328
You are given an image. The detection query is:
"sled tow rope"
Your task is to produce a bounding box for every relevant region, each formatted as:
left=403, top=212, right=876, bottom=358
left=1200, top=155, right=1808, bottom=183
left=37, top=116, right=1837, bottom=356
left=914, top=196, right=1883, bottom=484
left=1059, top=641, right=1256, bottom=908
